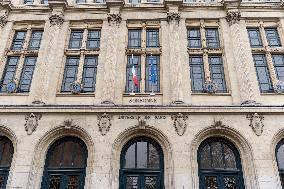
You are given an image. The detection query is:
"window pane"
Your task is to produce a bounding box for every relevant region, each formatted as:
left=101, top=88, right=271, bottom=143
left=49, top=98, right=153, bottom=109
left=188, top=28, right=201, bottom=48
left=137, top=141, right=147, bottom=168
left=145, top=56, right=160, bottom=93
left=48, top=175, right=62, bottom=189
left=24, top=0, right=33, bottom=4
left=124, top=143, right=136, bottom=168
left=223, top=144, right=237, bottom=169
left=126, top=55, right=141, bottom=93
left=0, top=57, right=19, bottom=92
left=82, top=56, right=98, bottom=93
left=205, top=176, right=218, bottom=189
left=28, top=31, right=43, bottom=50
left=42, top=0, right=48, bottom=4
left=272, top=55, right=284, bottom=81
left=277, top=143, right=284, bottom=170
left=18, top=57, right=37, bottom=93
left=76, top=0, right=86, bottom=3
left=265, top=28, right=281, bottom=47
left=146, top=29, right=159, bottom=48
left=247, top=28, right=263, bottom=48
left=211, top=142, right=224, bottom=169
left=0, top=137, right=14, bottom=167
left=61, top=57, right=79, bottom=92
left=68, top=31, right=84, bottom=49
left=87, top=30, right=100, bottom=49
left=224, top=177, right=237, bottom=189
left=129, top=0, right=140, bottom=3
left=190, top=56, right=204, bottom=92
left=206, top=28, right=220, bottom=49
left=253, top=54, right=273, bottom=92
left=208, top=56, right=227, bottom=92
left=128, top=30, right=141, bottom=48
left=11, top=31, right=26, bottom=50
left=200, top=144, right=211, bottom=169
left=148, top=143, right=159, bottom=169
left=145, top=176, right=158, bottom=189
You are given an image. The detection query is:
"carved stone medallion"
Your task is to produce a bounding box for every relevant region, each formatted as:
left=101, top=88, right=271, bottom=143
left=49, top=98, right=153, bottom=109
left=98, top=113, right=112, bottom=136
left=226, top=10, right=241, bottom=26
left=49, top=14, right=64, bottom=26
left=167, top=12, right=181, bottom=24
left=171, top=113, right=188, bottom=136
left=25, top=113, right=42, bottom=135
left=107, top=13, right=122, bottom=26
left=0, top=13, right=8, bottom=28
left=246, top=113, right=264, bottom=136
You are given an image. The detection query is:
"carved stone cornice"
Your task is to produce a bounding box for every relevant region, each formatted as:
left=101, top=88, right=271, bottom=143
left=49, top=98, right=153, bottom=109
left=226, top=10, right=241, bottom=26
left=246, top=113, right=264, bottom=136
left=167, top=12, right=181, bottom=24
left=0, top=13, right=7, bottom=28
left=49, top=14, right=64, bottom=26
left=107, top=13, right=122, bottom=26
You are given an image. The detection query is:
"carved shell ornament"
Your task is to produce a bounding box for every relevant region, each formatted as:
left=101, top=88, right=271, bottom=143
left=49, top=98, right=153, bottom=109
left=98, top=113, right=112, bottom=136
left=25, top=113, right=42, bottom=135
left=246, top=113, right=264, bottom=136
left=171, top=113, right=188, bottom=136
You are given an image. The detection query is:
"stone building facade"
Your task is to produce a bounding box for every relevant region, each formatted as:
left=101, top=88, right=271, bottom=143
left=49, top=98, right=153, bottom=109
left=0, top=0, right=284, bottom=188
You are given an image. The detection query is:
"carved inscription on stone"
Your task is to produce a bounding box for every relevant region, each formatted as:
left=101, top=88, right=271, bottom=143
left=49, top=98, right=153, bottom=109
left=171, top=113, right=188, bottom=136
left=98, top=113, right=112, bottom=136
left=246, top=113, right=264, bottom=136
left=25, top=113, right=42, bottom=135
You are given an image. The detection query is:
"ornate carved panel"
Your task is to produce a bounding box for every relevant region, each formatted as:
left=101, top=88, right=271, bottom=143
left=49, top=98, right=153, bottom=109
left=98, top=113, right=112, bottom=136
left=171, top=113, right=188, bottom=136
left=246, top=113, right=264, bottom=136
left=25, top=113, right=42, bottom=135
left=49, top=14, right=64, bottom=26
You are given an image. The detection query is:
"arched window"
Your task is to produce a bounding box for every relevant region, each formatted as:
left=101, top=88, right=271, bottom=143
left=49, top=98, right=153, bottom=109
left=0, top=136, right=14, bottom=189
left=41, top=137, right=88, bottom=189
left=276, top=138, right=284, bottom=188
left=198, top=137, right=245, bottom=189
left=119, top=137, right=164, bottom=189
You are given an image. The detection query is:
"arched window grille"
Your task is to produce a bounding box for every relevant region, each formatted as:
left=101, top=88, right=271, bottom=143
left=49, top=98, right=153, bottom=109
left=119, top=137, right=164, bottom=189
left=198, top=137, right=245, bottom=189
left=40, top=136, right=88, bottom=189
left=276, top=138, right=284, bottom=188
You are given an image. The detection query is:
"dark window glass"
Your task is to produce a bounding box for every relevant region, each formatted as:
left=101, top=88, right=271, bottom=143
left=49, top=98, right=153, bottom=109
left=205, top=28, right=220, bottom=49
left=188, top=28, right=201, bottom=48
left=68, top=30, right=84, bottom=49
left=61, top=57, right=80, bottom=92
left=247, top=28, right=263, bottom=48
left=276, top=139, right=284, bottom=188
left=28, top=31, right=43, bottom=50
left=18, top=57, right=37, bottom=93
left=253, top=54, right=273, bottom=92
left=76, top=0, right=86, bottom=3
left=0, top=57, right=19, bottom=92
left=82, top=56, right=98, bottom=93
left=95, top=0, right=104, bottom=2
left=265, top=28, right=281, bottom=47
left=146, top=29, right=159, bottom=48
left=41, top=0, right=48, bottom=4
left=0, top=136, right=14, bottom=189
left=87, top=30, right=100, bottom=49
left=145, top=55, right=160, bottom=93
left=128, top=30, right=141, bottom=48
left=208, top=56, right=227, bottom=92
left=24, top=0, right=33, bottom=4
left=189, top=56, right=205, bottom=92
left=129, top=0, right=140, bottom=3
left=126, top=55, right=141, bottom=93
left=272, top=55, right=284, bottom=81
left=11, top=31, right=26, bottom=50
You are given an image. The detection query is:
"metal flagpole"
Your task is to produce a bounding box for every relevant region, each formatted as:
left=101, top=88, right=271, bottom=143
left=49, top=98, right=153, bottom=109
left=131, top=54, right=134, bottom=94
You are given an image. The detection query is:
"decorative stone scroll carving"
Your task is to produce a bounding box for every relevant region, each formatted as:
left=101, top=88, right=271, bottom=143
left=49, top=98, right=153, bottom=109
left=61, top=119, right=77, bottom=129
left=167, top=12, right=181, bottom=24
left=246, top=113, right=264, bottom=136
left=25, top=113, right=42, bottom=135
left=226, top=10, right=241, bottom=26
left=211, top=120, right=226, bottom=129
left=0, top=13, right=8, bottom=28
left=98, top=113, right=112, bottom=136
left=107, top=13, right=122, bottom=26
left=49, top=14, right=64, bottom=26
left=171, top=113, right=188, bottom=136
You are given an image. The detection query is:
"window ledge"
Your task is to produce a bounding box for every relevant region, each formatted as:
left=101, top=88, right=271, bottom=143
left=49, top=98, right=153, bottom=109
left=260, top=92, right=283, bottom=95
left=0, top=93, right=29, bottom=96
left=123, top=93, right=162, bottom=97
left=56, top=93, right=95, bottom=97
left=191, top=92, right=231, bottom=96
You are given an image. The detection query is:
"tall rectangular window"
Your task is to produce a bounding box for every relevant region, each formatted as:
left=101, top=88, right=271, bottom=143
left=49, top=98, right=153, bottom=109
left=145, top=55, right=160, bottom=93
left=18, top=57, right=37, bottom=92
left=189, top=56, right=204, bottom=92
left=68, top=30, right=84, bottom=49
left=253, top=54, right=273, bottom=92
left=128, top=30, right=141, bottom=48
left=28, top=31, right=43, bottom=50
left=265, top=28, right=281, bottom=47
left=24, top=0, right=33, bottom=4
left=146, top=29, right=159, bottom=48
left=87, top=30, right=100, bottom=49
left=188, top=28, right=201, bottom=48
left=126, top=55, right=141, bottom=93
left=205, top=28, right=220, bottom=48
left=247, top=28, right=263, bottom=48
left=0, top=57, right=19, bottom=92
left=61, top=57, right=80, bottom=92
left=208, top=56, right=227, bottom=92
left=129, top=0, right=140, bottom=4
left=272, top=55, right=284, bottom=81
left=11, top=31, right=26, bottom=50
left=82, top=56, right=98, bottom=93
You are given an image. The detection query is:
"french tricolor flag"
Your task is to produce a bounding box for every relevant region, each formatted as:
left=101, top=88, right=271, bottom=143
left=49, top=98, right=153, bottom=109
left=132, top=55, right=139, bottom=87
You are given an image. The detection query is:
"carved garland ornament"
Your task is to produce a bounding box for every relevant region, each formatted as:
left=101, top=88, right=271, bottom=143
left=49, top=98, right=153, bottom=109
left=49, top=14, right=64, bottom=26
left=167, top=12, right=181, bottom=24
left=246, top=113, right=264, bottom=136
left=0, top=13, right=8, bottom=28
left=107, top=13, right=122, bottom=26
left=25, top=113, right=42, bottom=135
left=171, top=113, right=188, bottom=136
left=98, top=113, right=112, bottom=136
left=226, top=10, right=241, bottom=26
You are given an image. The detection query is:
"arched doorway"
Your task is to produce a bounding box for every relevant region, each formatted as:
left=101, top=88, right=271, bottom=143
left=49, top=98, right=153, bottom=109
left=0, top=136, right=14, bottom=189
left=119, top=137, right=164, bottom=189
left=40, top=136, right=88, bottom=189
left=276, top=138, right=284, bottom=188
left=198, top=137, right=245, bottom=189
